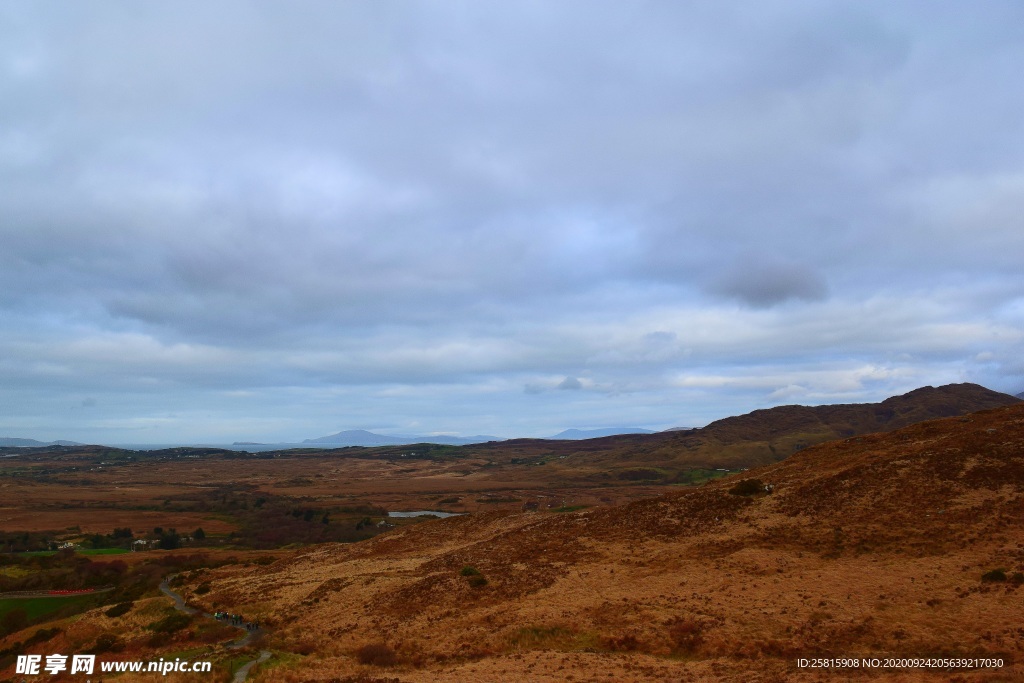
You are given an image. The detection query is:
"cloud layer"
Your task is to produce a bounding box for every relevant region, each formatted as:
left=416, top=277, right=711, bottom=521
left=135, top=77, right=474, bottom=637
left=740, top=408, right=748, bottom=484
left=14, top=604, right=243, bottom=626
left=2, top=2, right=1023, bottom=442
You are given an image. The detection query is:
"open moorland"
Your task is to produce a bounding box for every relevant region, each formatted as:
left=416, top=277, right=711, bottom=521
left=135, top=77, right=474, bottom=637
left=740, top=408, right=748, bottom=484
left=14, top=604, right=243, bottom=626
left=0, top=383, right=1020, bottom=681
left=0, top=383, right=1014, bottom=547
left=172, top=402, right=1024, bottom=682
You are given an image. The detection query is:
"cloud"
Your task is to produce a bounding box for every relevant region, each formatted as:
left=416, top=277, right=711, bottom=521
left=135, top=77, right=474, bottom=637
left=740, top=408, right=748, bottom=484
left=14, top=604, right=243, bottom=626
left=558, top=376, right=583, bottom=390
left=1, top=2, right=1023, bottom=441
left=707, top=258, right=829, bottom=308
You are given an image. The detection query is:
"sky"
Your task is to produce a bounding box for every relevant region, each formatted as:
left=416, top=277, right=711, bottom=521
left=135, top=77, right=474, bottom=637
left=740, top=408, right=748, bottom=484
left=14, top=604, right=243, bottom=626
left=2, top=1, right=1023, bottom=444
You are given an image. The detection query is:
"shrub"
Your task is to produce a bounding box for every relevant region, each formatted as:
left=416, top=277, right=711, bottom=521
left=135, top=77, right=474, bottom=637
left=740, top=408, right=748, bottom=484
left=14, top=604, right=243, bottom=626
left=666, top=617, right=705, bottom=654
left=981, top=569, right=1007, bottom=583
left=459, top=566, right=481, bottom=576
left=146, top=632, right=171, bottom=648
left=24, top=628, right=60, bottom=647
left=195, top=581, right=211, bottom=595
left=467, top=575, right=488, bottom=588
left=355, top=642, right=398, bottom=667
left=1011, top=572, right=1024, bottom=585
left=603, top=634, right=641, bottom=651
left=728, top=479, right=765, bottom=496
left=104, top=601, right=134, bottom=618
left=148, top=612, right=192, bottom=633
left=93, top=633, right=124, bottom=653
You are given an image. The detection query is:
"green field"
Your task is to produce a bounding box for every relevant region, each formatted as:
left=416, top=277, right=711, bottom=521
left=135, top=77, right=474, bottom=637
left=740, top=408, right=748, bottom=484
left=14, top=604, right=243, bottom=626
left=0, top=593, right=98, bottom=621
left=19, top=547, right=130, bottom=557
left=78, top=547, right=130, bottom=555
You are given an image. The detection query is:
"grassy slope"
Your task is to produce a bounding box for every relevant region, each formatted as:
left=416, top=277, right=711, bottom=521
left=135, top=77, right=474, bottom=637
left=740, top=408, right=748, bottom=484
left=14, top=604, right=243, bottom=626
left=190, top=402, right=1024, bottom=681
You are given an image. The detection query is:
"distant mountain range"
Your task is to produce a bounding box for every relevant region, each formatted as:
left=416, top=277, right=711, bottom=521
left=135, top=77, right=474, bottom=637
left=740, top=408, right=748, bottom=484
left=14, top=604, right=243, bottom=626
left=299, top=427, right=661, bottom=447
left=546, top=428, right=655, bottom=440
left=0, top=438, right=84, bottom=447
left=302, top=429, right=503, bottom=447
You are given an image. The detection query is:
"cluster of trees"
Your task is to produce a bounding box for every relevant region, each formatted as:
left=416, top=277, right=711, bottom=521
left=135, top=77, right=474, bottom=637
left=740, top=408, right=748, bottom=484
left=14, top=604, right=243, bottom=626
left=235, top=501, right=386, bottom=548
left=1, top=531, right=58, bottom=553
left=0, top=550, right=129, bottom=592
left=79, top=526, right=208, bottom=550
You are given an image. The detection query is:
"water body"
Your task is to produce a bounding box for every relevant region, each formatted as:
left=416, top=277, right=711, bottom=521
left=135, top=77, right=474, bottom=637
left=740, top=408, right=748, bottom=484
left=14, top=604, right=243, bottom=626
left=387, top=510, right=462, bottom=518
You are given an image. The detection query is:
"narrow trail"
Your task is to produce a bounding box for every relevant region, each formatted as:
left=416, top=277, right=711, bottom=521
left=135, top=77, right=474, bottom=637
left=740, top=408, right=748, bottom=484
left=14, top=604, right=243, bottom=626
left=159, top=575, right=271, bottom=680
left=233, top=650, right=272, bottom=683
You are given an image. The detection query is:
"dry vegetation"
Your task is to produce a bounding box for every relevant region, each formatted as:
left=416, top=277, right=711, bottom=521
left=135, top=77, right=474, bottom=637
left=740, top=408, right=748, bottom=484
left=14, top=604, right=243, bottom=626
left=163, top=404, right=1024, bottom=682
left=1, top=384, right=1020, bottom=681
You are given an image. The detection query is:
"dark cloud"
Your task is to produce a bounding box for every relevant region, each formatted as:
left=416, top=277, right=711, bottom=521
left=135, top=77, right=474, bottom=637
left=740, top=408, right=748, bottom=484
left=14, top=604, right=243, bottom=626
left=708, top=258, right=829, bottom=308
left=558, top=376, right=583, bottom=391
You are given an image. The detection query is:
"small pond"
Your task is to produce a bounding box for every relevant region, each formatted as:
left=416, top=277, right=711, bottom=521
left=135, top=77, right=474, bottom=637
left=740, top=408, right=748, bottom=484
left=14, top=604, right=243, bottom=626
left=387, top=510, right=462, bottom=518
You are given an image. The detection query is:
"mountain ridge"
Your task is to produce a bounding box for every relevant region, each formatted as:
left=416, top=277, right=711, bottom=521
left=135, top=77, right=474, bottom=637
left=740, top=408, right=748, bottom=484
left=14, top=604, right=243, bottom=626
left=546, top=427, right=655, bottom=440
left=302, top=429, right=503, bottom=447
left=533, top=382, right=1022, bottom=473
left=0, top=437, right=84, bottom=447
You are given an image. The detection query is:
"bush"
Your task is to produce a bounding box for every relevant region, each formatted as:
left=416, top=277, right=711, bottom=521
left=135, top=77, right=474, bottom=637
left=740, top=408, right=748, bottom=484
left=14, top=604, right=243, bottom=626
left=728, top=479, right=765, bottom=496
left=1011, top=572, right=1024, bottom=585
left=93, top=633, right=124, bottom=653
left=459, top=566, right=481, bottom=576
left=104, top=601, right=134, bottom=618
left=195, top=582, right=211, bottom=595
left=981, top=569, right=1007, bottom=583
left=146, top=632, right=171, bottom=648
left=355, top=642, right=398, bottom=667
left=24, top=628, right=60, bottom=647
left=467, top=575, right=488, bottom=588
left=603, top=634, right=641, bottom=651
left=148, top=612, right=192, bottom=633
left=666, top=617, right=705, bottom=654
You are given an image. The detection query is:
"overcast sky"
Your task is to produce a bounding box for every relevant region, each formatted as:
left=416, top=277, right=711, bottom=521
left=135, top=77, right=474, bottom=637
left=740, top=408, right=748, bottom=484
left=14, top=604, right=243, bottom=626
left=2, top=1, right=1023, bottom=444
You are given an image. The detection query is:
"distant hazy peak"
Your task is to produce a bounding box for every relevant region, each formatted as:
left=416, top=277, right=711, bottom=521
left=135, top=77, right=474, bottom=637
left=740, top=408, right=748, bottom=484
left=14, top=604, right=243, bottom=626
left=0, top=437, right=84, bottom=447
left=547, top=427, right=655, bottom=440
left=302, top=430, right=502, bottom=446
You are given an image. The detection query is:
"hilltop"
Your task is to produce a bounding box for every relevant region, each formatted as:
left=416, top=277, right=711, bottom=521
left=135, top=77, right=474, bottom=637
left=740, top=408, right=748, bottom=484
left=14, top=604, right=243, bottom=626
left=174, top=401, right=1024, bottom=681
left=460, top=382, right=1021, bottom=481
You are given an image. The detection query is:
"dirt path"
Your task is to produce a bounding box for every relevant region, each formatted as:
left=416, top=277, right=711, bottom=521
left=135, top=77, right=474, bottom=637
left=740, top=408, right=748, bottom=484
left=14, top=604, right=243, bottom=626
left=232, top=650, right=272, bottom=683
left=160, top=575, right=271, bottom=679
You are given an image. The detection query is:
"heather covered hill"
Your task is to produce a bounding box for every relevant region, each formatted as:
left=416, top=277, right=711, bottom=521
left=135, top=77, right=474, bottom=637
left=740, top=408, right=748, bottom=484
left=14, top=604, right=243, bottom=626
left=468, top=382, right=1021, bottom=477
left=666, top=382, right=1022, bottom=468
left=184, top=403, right=1024, bottom=682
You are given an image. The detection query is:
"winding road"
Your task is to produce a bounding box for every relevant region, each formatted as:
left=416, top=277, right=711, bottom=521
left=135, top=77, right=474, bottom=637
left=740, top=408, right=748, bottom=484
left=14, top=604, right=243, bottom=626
left=159, top=576, right=270, bottom=679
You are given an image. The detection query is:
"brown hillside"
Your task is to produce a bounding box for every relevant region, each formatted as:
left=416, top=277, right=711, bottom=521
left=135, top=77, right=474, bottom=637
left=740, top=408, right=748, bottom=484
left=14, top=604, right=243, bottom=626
left=464, top=382, right=1021, bottom=480
left=181, top=402, right=1024, bottom=682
